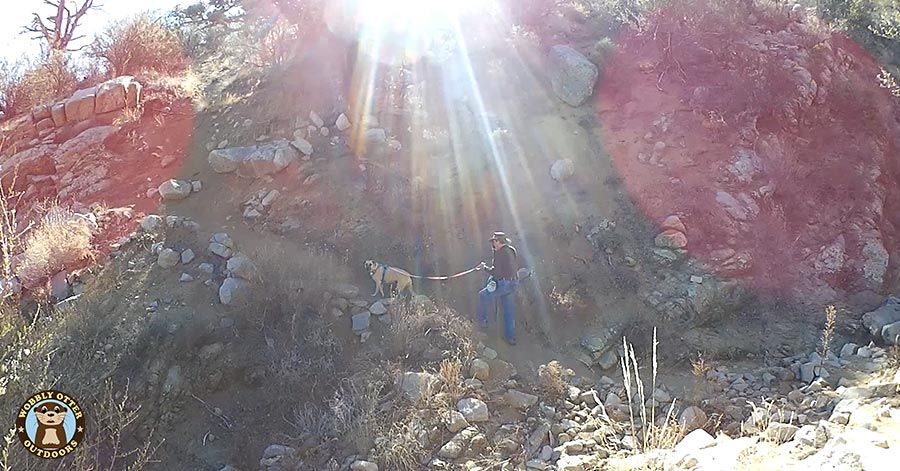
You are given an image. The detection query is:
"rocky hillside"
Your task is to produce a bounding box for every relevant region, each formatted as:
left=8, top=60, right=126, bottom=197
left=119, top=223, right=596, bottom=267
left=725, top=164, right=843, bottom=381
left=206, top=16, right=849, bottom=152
left=599, top=2, right=900, bottom=302
left=1, top=1, right=900, bottom=470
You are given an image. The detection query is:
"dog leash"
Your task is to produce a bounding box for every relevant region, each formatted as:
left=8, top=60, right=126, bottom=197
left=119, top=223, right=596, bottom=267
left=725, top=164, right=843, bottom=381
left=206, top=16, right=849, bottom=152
left=382, top=264, right=482, bottom=281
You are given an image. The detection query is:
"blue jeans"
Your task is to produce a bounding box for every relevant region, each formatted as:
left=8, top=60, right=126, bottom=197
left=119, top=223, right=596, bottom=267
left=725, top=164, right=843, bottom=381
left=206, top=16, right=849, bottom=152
left=477, top=279, right=518, bottom=340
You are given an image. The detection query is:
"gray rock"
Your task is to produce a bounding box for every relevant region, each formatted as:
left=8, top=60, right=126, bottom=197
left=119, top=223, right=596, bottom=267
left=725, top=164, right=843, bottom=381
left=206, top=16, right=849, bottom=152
left=369, top=301, right=388, bottom=315
left=309, top=110, right=325, bottom=128
left=447, top=410, right=469, bottom=433
left=727, top=148, right=761, bottom=183
left=291, top=137, right=314, bottom=156
left=349, top=461, right=378, bottom=471
left=396, top=371, right=440, bottom=402
left=881, top=321, right=900, bottom=345
left=438, top=427, right=478, bottom=460
left=765, top=422, right=798, bottom=443
left=261, top=189, right=280, bottom=207
left=64, top=86, right=97, bottom=122
left=858, top=230, right=889, bottom=289
left=839, top=342, right=858, bottom=358
left=675, top=429, right=716, bottom=452
left=179, top=273, right=194, bottom=282
left=469, top=358, right=490, bottom=381
left=158, top=180, right=192, bottom=200
left=862, top=296, right=900, bottom=337
left=550, top=159, right=575, bottom=181
left=181, top=249, right=195, bottom=264
left=210, top=232, right=235, bottom=248
left=814, top=235, right=846, bottom=274
left=157, top=248, right=180, bottom=268
left=198, top=262, right=215, bottom=274
left=237, top=145, right=296, bottom=178
left=191, top=180, right=202, bottom=192
left=336, top=113, right=351, bottom=131
left=548, top=45, right=599, bottom=107
left=351, top=311, right=370, bottom=332
left=661, top=215, right=686, bottom=233
left=715, top=191, right=758, bottom=221
left=226, top=253, right=257, bottom=280
left=209, top=243, right=233, bottom=258
left=556, top=454, right=595, bottom=471
left=794, top=424, right=828, bottom=448
left=655, top=229, right=688, bottom=248
left=219, top=277, right=251, bottom=305
left=504, top=389, right=539, bottom=409
left=581, top=330, right=615, bottom=353
left=679, top=406, right=708, bottom=432
left=208, top=147, right=253, bottom=173
left=140, top=214, right=164, bottom=232
left=457, top=398, right=489, bottom=422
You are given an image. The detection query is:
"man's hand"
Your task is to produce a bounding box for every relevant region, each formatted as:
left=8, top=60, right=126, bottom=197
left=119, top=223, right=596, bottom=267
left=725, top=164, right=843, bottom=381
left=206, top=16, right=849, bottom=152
left=476, top=262, right=486, bottom=271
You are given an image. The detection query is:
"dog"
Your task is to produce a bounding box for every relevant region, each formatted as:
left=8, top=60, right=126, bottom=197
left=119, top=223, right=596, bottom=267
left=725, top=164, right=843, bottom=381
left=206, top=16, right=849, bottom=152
left=34, top=401, right=68, bottom=450
left=364, top=260, right=415, bottom=297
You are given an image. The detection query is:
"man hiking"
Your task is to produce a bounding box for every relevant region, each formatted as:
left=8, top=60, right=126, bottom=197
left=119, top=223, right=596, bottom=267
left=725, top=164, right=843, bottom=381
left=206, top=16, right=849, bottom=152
left=475, top=231, right=519, bottom=345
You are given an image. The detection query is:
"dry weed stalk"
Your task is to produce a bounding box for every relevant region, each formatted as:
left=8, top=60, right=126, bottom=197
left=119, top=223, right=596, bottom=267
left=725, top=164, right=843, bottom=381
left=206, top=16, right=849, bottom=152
left=620, top=328, right=682, bottom=452
left=690, top=352, right=713, bottom=403
left=819, top=305, right=837, bottom=363
left=0, top=168, right=31, bottom=281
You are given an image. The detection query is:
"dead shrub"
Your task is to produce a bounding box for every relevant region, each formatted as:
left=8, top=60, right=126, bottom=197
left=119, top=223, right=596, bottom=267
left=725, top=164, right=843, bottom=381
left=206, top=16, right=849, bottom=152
left=0, top=55, right=76, bottom=118
left=537, top=360, right=570, bottom=400
left=387, top=302, right=476, bottom=366
left=437, top=358, right=464, bottom=401
left=16, top=205, right=94, bottom=285
left=252, top=245, right=351, bottom=328
left=89, top=14, right=185, bottom=77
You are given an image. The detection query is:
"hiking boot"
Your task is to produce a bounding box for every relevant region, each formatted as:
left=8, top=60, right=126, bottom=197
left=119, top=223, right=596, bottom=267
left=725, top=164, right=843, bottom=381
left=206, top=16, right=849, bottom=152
left=505, top=336, right=517, bottom=346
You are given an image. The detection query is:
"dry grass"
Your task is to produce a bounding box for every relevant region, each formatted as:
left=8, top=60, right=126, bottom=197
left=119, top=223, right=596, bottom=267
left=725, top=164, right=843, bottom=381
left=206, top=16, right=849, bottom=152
left=252, top=245, right=350, bottom=333
left=620, top=328, right=683, bottom=452
left=0, top=54, right=76, bottom=118
left=89, top=14, right=185, bottom=77
left=537, top=360, right=570, bottom=400
left=386, top=302, right=476, bottom=367
left=438, top=358, right=465, bottom=401
left=0, top=255, right=160, bottom=470
left=16, top=205, right=94, bottom=285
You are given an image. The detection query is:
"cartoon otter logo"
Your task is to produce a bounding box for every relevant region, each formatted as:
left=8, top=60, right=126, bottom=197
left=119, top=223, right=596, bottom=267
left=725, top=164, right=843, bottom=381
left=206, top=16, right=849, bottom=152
left=16, top=390, right=86, bottom=459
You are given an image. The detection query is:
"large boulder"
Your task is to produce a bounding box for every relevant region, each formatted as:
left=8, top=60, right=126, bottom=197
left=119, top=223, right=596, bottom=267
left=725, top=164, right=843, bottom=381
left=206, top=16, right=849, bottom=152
left=237, top=144, right=297, bottom=178
left=882, top=321, right=900, bottom=345
left=54, top=126, right=119, bottom=163
left=209, top=147, right=254, bottom=173
left=64, top=86, right=97, bottom=123
left=209, top=143, right=297, bottom=177
left=861, top=297, right=900, bottom=339
left=95, top=77, right=130, bottom=114
left=548, top=45, right=599, bottom=107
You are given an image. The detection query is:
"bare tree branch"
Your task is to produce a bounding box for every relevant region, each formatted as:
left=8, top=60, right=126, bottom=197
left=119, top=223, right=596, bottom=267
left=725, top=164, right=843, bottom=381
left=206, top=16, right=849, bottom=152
left=24, top=0, right=98, bottom=52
